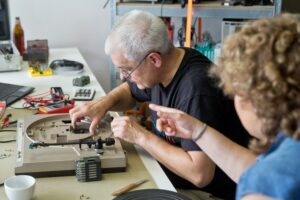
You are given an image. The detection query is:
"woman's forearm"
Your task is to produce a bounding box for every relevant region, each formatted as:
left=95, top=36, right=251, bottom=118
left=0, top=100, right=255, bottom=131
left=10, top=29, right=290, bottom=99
left=194, top=123, right=256, bottom=183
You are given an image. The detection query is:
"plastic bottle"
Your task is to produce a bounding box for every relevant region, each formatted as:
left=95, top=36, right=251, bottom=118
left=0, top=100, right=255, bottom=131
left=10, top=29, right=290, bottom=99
left=13, top=17, right=25, bottom=56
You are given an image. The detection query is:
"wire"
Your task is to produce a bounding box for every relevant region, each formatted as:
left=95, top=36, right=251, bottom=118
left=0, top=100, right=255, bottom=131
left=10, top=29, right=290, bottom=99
left=0, top=139, right=16, bottom=143
left=64, top=94, right=70, bottom=99
left=26, top=90, right=50, bottom=97
left=192, top=17, right=197, bottom=27
left=23, top=89, right=71, bottom=109
left=23, top=91, right=53, bottom=106
left=3, top=88, right=71, bottom=114
left=0, top=130, right=16, bottom=132
left=8, top=105, right=37, bottom=110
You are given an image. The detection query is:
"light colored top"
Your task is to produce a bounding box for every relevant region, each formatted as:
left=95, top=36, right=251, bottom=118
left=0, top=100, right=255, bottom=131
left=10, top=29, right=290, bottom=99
left=237, top=132, right=300, bottom=199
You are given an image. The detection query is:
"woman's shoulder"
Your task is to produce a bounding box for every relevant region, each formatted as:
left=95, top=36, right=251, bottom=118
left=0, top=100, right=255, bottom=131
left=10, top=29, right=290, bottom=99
left=237, top=136, right=300, bottom=199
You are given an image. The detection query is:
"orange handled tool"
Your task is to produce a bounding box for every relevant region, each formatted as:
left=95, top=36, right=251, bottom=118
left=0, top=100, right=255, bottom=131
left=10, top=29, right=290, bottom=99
left=112, top=179, right=148, bottom=196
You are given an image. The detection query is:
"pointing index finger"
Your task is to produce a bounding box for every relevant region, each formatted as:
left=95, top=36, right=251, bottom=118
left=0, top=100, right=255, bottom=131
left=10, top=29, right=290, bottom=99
left=149, top=104, right=176, bottom=113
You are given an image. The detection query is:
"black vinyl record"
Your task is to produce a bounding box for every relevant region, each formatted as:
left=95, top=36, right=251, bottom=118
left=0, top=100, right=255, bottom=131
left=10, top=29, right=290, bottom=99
left=113, top=189, right=192, bottom=200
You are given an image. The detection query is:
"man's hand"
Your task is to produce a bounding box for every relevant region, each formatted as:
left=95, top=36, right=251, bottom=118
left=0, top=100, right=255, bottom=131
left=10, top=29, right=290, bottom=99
left=111, top=116, right=148, bottom=145
left=69, top=100, right=107, bottom=133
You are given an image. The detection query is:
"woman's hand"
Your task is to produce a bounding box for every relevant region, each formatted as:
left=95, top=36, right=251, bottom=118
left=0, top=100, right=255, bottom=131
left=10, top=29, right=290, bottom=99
left=149, top=104, right=204, bottom=140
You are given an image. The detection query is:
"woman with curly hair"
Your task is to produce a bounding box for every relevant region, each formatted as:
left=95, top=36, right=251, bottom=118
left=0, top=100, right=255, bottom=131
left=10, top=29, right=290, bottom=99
left=150, top=13, right=300, bottom=200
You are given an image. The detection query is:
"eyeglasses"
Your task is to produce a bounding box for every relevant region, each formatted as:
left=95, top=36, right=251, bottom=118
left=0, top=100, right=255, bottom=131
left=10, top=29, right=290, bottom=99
left=120, top=53, right=150, bottom=81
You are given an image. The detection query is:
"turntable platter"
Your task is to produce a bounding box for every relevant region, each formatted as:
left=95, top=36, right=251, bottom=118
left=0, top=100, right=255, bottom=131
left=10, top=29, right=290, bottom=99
left=113, top=189, right=192, bottom=200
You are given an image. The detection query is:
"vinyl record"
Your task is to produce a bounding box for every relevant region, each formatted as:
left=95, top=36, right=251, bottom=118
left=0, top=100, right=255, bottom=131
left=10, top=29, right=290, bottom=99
left=113, top=189, right=192, bottom=200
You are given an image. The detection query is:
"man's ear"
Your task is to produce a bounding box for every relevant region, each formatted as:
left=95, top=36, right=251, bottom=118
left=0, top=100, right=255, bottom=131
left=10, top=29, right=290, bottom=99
left=148, top=52, right=162, bottom=68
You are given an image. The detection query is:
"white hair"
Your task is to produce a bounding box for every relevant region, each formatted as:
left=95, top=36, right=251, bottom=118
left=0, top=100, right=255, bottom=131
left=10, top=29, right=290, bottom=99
left=105, top=10, right=173, bottom=61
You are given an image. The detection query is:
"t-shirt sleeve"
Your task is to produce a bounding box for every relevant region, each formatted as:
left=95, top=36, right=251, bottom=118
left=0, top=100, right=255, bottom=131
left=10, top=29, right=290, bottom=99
left=127, top=81, right=151, bottom=102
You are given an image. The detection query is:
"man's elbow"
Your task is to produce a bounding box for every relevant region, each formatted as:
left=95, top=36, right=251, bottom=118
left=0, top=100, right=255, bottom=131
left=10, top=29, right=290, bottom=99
left=190, top=172, right=214, bottom=188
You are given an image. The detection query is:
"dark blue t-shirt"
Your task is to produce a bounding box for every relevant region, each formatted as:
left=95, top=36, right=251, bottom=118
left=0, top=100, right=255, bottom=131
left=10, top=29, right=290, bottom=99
left=128, top=48, right=250, bottom=199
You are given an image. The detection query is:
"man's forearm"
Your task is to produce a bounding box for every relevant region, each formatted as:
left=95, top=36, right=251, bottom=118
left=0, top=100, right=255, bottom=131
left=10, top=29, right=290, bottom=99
left=138, top=131, right=215, bottom=187
left=104, top=82, right=136, bottom=111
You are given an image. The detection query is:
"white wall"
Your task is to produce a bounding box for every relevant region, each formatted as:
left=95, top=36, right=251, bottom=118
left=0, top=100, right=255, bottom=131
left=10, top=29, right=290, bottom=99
left=8, top=0, right=111, bottom=92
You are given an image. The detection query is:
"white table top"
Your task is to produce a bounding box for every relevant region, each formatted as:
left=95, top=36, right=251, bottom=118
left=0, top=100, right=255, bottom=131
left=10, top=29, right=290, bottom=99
left=0, top=48, right=106, bottom=103
left=0, top=48, right=175, bottom=200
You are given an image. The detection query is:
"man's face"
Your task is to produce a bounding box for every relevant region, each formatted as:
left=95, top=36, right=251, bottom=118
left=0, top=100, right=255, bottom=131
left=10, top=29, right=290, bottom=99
left=111, top=52, right=158, bottom=89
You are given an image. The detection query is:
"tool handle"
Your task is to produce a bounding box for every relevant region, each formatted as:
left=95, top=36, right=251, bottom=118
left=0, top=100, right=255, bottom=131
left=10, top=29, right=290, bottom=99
left=112, top=183, right=138, bottom=196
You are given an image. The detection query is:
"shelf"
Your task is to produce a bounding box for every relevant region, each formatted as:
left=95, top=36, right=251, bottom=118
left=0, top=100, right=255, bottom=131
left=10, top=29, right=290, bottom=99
left=110, top=0, right=282, bottom=88
left=116, top=1, right=276, bottom=19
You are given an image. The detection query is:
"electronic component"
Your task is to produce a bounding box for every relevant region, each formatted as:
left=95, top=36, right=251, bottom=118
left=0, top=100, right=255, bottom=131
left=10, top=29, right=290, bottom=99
left=23, top=87, right=72, bottom=109
left=28, top=62, right=53, bottom=77
left=24, top=40, right=52, bottom=77
left=76, top=156, right=101, bottom=182
left=37, top=102, right=74, bottom=114
left=32, top=87, right=74, bottom=114
left=23, top=40, right=49, bottom=63
left=15, top=114, right=127, bottom=177
left=73, top=75, right=90, bottom=87
left=0, top=41, right=22, bottom=72
left=0, top=42, right=13, bottom=54
left=29, top=137, right=116, bottom=150
left=50, top=87, right=64, bottom=101
left=73, top=88, right=95, bottom=101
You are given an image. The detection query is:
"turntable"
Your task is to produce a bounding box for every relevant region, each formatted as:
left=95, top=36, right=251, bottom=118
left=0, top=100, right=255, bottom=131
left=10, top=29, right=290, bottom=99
left=15, top=114, right=127, bottom=177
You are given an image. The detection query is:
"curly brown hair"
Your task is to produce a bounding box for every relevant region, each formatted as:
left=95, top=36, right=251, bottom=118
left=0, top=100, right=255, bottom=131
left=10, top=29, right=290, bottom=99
left=210, top=13, right=300, bottom=153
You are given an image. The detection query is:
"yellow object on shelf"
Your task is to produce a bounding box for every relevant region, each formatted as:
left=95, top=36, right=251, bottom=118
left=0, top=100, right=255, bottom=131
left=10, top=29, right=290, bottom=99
left=28, top=63, right=53, bottom=77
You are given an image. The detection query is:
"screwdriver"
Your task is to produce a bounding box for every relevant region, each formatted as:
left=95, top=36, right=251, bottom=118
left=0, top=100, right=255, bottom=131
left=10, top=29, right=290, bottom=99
left=111, top=179, right=148, bottom=196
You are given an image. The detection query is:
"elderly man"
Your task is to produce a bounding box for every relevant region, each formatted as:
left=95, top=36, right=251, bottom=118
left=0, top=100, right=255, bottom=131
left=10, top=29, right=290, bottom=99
left=70, top=10, right=249, bottom=200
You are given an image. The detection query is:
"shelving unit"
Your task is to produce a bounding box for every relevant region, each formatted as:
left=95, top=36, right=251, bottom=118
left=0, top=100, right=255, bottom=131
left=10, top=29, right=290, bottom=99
left=109, top=0, right=282, bottom=88
left=115, top=1, right=281, bottom=18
